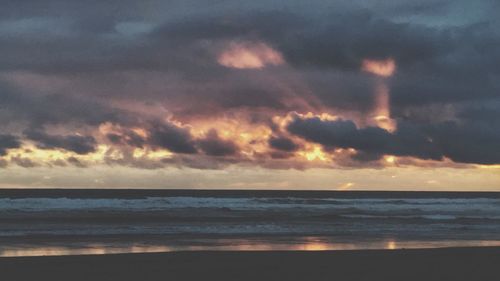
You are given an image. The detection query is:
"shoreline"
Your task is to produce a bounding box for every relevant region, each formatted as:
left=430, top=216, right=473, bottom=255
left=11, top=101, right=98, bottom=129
left=2, top=246, right=500, bottom=280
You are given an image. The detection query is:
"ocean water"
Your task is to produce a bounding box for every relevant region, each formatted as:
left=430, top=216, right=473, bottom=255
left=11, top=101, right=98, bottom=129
left=1, top=190, right=499, bottom=256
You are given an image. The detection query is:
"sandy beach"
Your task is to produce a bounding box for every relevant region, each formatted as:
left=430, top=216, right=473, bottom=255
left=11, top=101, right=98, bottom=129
left=1, top=247, right=499, bottom=281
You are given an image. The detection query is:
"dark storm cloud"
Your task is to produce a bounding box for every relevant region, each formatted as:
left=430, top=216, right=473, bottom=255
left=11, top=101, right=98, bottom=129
left=287, top=114, right=500, bottom=165
left=0, top=1, right=497, bottom=106
left=166, top=7, right=498, bottom=110
left=0, top=0, right=495, bottom=74
left=106, top=130, right=146, bottom=148
left=351, top=151, right=383, bottom=162
left=24, top=129, right=97, bottom=155
left=0, top=0, right=144, bottom=19
left=151, top=10, right=305, bottom=43
left=0, top=0, right=498, bottom=167
left=0, top=0, right=263, bottom=75
left=390, top=31, right=500, bottom=108
left=457, top=101, right=500, bottom=124
left=0, top=4, right=449, bottom=74
left=197, top=129, right=239, bottom=157
left=152, top=7, right=499, bottom=112
left=273, top=13, right=453, bottom=70
left=268, top=136, right=299, bottom=152
left=301, top=71, right=376, bottom=113
left=147, top=121, right=197, bottom=154
left=107, top=120, right=240, bottom=157
left=0, top=82, right=127, bottom=127
left=0, top=134, right=21, bottom=156
left=423, top=120, right=500, bottom=165
left=167, top=6, right=498, bottom=108
left=287, top=115, right=441, bottom=160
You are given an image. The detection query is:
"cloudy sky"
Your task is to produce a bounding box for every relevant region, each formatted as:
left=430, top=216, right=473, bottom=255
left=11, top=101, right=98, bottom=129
left=0, top=0, right=499, bottom=190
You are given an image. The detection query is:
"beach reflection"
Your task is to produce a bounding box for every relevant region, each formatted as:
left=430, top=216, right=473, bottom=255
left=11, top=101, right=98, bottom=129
left=0, top=245, right=174, bottom=257
left=2, top=238, right=500, bottom=257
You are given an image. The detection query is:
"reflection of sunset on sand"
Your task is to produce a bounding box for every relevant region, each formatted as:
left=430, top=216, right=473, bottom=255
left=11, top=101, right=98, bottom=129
left=0, top=245, right=173, bottom=257
left=4, top=239, right=500, bottom=257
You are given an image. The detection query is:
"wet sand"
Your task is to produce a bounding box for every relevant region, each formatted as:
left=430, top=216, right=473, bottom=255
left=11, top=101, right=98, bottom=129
left=1, top=247, right=499, bottom=281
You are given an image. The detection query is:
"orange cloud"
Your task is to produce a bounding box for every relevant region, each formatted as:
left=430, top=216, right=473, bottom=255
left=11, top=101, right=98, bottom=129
left=372, top=83, right=396, bottom=132
left=218, top=42, right=284, bottom=69
left=362, top=58, right=396, bottom=77
left=361, top=58, right=397, bottom=131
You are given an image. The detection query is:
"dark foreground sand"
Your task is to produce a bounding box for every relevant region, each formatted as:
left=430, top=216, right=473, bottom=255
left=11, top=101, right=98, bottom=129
left=1, top=247, right=499, bottom=281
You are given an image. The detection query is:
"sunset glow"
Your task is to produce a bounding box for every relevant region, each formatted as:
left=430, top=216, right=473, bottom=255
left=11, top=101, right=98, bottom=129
left=362, top=58, right=396, bottom=77
left=217, top=42, right=284, bottom=69
left=0, top=1, right=498, bottom=191
left=2, top=4, right=500, bottom=281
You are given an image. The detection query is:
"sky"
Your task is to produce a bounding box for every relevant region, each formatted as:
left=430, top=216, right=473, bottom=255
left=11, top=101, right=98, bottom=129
left=0, top=0, right=499, bottom=190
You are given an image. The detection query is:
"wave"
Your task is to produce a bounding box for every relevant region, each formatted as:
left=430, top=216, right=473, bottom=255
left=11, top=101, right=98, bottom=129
left=1, top=196, right=499, bottom=210
left=2, top=208, right=500, bottom=225
left=1, top=195, right=499, bottom=241
left=1, top=197, right=500, bottom=221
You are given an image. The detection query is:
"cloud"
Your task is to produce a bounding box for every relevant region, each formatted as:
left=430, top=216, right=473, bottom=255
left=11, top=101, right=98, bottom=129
left=361, top=58, right=396, bottom=77
left=269, top=12, right=454, bottom=71
left=0, top=134, right=21, bottom=156
left=268, top=136, right=300, bottom=152
left=11, top=156, right=38, bottom=168
left=24, top=129, right=97, bottom=155
left=424, top=120, right=500, bottom=165
left=0, top=81, right=128, bottom=127
left=287, top=114, right=441, bottom=160
left=197, top=129, right=239, bottom=156
left=218, top=41, right=284, bottom=69
left=147, top=121, right=198, bottom=154
left=0, top=0, right=499, bottom=170
left=287, top=113, right=500, bottom=165
left=67, top=156, right=87, bottom=168
left=106, top=130, right=146, bottom=148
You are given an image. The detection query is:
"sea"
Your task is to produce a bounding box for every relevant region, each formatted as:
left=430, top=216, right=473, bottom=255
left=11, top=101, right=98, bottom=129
left=1, top=189, right=499, bottom=256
